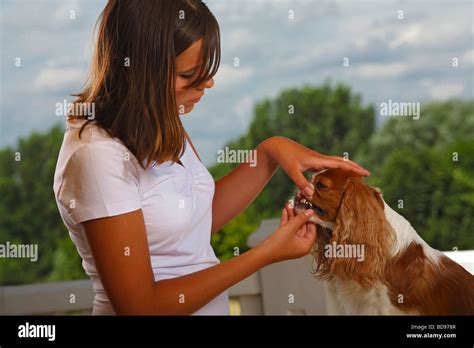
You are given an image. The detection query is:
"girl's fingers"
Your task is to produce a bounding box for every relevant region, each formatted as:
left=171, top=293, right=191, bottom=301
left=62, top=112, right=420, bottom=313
left=304, top=222, right=317, bottom=239
left=295, top=223, right=306, bottom=238
left=280, top=208, right=288, bottom=226
left=287, top=205, right=296, bottom=219
left=303, top=223, right=317, bottom=244
left=333, top=156, right=370, bottom=176
left=322, top=157, right=370, bottom=176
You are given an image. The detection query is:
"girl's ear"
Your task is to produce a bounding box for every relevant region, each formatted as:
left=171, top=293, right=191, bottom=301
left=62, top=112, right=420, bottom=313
left=330, top=178, right=392, bottom=288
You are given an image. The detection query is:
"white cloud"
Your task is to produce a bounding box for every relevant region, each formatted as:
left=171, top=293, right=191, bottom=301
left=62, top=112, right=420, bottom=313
left=429, top=84, right=464, bottom=99
left=223, top=28, right=258, bottom=53
left=420, top=19, right=469, bottom=44
left=354, top=29, right=387, bottom=50
left=421, top=80, right=464, bottom=99
left=349, top=63, right=408, bottom=78
left=233, top=95, right=254, bottom=126
left=45, top=56, right=83, bottom=68
left=208, top=0, right=269, bottom=23
left=34, top=67, right=85, bottom=90
left=389, top=24, right=421, bottom=49
left=52, top=0, right=82, bottom=23
left=1, top=0, right=472, bottom=152
left=213, top=64, right=254, bottom=91
left=462, top=49, right=474, bottom=65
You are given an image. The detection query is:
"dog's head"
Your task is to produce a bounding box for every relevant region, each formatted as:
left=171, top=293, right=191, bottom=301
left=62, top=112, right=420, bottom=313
left=294, top=168, right=393, bottom=287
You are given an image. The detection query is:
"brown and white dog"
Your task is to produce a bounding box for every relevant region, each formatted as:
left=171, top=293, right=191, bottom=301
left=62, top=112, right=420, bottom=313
left=293, top=168, right=474, bottom=315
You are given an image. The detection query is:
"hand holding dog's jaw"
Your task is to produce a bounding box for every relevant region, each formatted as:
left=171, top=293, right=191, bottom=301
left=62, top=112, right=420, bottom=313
left=257, top=205, right=319, bottom=265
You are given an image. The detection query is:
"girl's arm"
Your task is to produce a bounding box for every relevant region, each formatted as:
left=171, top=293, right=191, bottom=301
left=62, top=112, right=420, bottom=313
left=211, top=139, right=278, bottom=233
left=211, top=136, right=369, bottom=234
left=83, top=206, right=315, bottom=315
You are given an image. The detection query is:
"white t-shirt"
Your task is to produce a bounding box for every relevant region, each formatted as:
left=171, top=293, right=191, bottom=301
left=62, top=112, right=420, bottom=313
left=53, top=118, right=229, bottom=315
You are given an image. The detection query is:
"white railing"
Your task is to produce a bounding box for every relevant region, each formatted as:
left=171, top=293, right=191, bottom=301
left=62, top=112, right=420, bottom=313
left=0, top=219, right=329, bottom=315
left=0, top=274, right=263, bottom=315
left=1, top=218, right=472, bottom=315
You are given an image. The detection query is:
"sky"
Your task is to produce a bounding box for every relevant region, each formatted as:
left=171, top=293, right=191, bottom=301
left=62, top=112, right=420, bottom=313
left=1, top=0, right=473, bottom=165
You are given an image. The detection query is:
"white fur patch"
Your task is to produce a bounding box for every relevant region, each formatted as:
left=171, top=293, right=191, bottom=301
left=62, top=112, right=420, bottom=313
left=327, top=279, right=418, bottom=315
left=383, top=201, right=441, bottom=264
left=309, top=215, right=335, bottom=230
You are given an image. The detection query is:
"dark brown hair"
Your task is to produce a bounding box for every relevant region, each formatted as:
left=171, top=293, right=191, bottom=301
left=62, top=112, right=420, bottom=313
left=70, top=0, right=220, bottom=169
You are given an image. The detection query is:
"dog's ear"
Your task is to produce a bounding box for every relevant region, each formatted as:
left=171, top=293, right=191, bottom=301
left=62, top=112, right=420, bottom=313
left=310, top=225, right=334, bottom=280
left=372, top=187, right=384, bottom=210
left=330, top=178, right=392, bottom=288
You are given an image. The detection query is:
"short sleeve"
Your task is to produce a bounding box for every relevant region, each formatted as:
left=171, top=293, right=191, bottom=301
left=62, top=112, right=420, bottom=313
left=57, top=143, right=141, bottom=225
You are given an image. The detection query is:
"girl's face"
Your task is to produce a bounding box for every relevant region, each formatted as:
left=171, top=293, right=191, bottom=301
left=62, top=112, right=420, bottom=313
left=175, top=38, right=214, bottom=115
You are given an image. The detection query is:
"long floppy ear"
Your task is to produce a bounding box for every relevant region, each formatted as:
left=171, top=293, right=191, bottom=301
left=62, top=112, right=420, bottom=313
left=372, top=186, right=385, bottom=210
left=330, top=178, right=393, bottom=288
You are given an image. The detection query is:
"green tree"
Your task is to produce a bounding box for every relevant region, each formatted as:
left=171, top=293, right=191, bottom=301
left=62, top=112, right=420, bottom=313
left=378, top=139, right=474, bottom=250
left=0, top=124, right=85, bottom=285
left=211, top=213, right=259, bottom=261
left=2, top=90, right=472, bottom=285
left=359, top=99, right=474, bottom=250
left=358, top=99, right=474, bottom=174
left=210, top=95, right=474, bottom=258
left=211, top=82, right=376, bottom=258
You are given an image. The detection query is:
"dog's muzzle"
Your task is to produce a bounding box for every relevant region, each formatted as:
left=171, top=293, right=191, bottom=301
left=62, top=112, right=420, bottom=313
left=294, top=191, right=326, bottom=216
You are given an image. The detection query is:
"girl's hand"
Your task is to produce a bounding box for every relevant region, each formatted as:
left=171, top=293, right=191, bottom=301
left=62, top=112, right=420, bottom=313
left=263, top=136, right=370, bottom=199
left=257, top=202, right=317, bottom=265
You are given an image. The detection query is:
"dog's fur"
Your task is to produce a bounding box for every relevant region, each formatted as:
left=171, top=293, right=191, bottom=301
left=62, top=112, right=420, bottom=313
left=293, top=168, right=474, bottom=315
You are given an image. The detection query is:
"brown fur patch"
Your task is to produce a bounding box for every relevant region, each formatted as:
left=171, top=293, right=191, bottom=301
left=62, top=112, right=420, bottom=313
left=385, top=242, right=474, bottom=315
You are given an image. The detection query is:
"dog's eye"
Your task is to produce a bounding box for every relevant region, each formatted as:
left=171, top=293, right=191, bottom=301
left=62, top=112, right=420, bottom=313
left=316, top=182, right=327, bottom=190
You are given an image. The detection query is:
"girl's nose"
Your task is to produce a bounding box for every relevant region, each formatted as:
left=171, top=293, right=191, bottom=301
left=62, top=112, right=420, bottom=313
left=204, top=77, right=214, bottom=89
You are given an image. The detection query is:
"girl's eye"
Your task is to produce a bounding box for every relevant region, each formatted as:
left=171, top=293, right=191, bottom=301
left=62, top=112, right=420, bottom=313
left=180, top=72, right=195, bottom=79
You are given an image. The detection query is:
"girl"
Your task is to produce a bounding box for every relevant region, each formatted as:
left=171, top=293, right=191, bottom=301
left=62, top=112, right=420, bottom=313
left=53, top=0, right=369, bottom=315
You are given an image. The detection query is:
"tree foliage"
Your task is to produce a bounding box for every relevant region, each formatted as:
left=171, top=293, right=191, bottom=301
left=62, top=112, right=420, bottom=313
left=1, top=85, right=472, bottom=285
left=0, top=125, right=84, bottom=285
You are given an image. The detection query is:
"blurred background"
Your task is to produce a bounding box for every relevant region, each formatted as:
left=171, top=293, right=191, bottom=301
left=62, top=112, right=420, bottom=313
left=0, top=0, right=473, bottom=314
